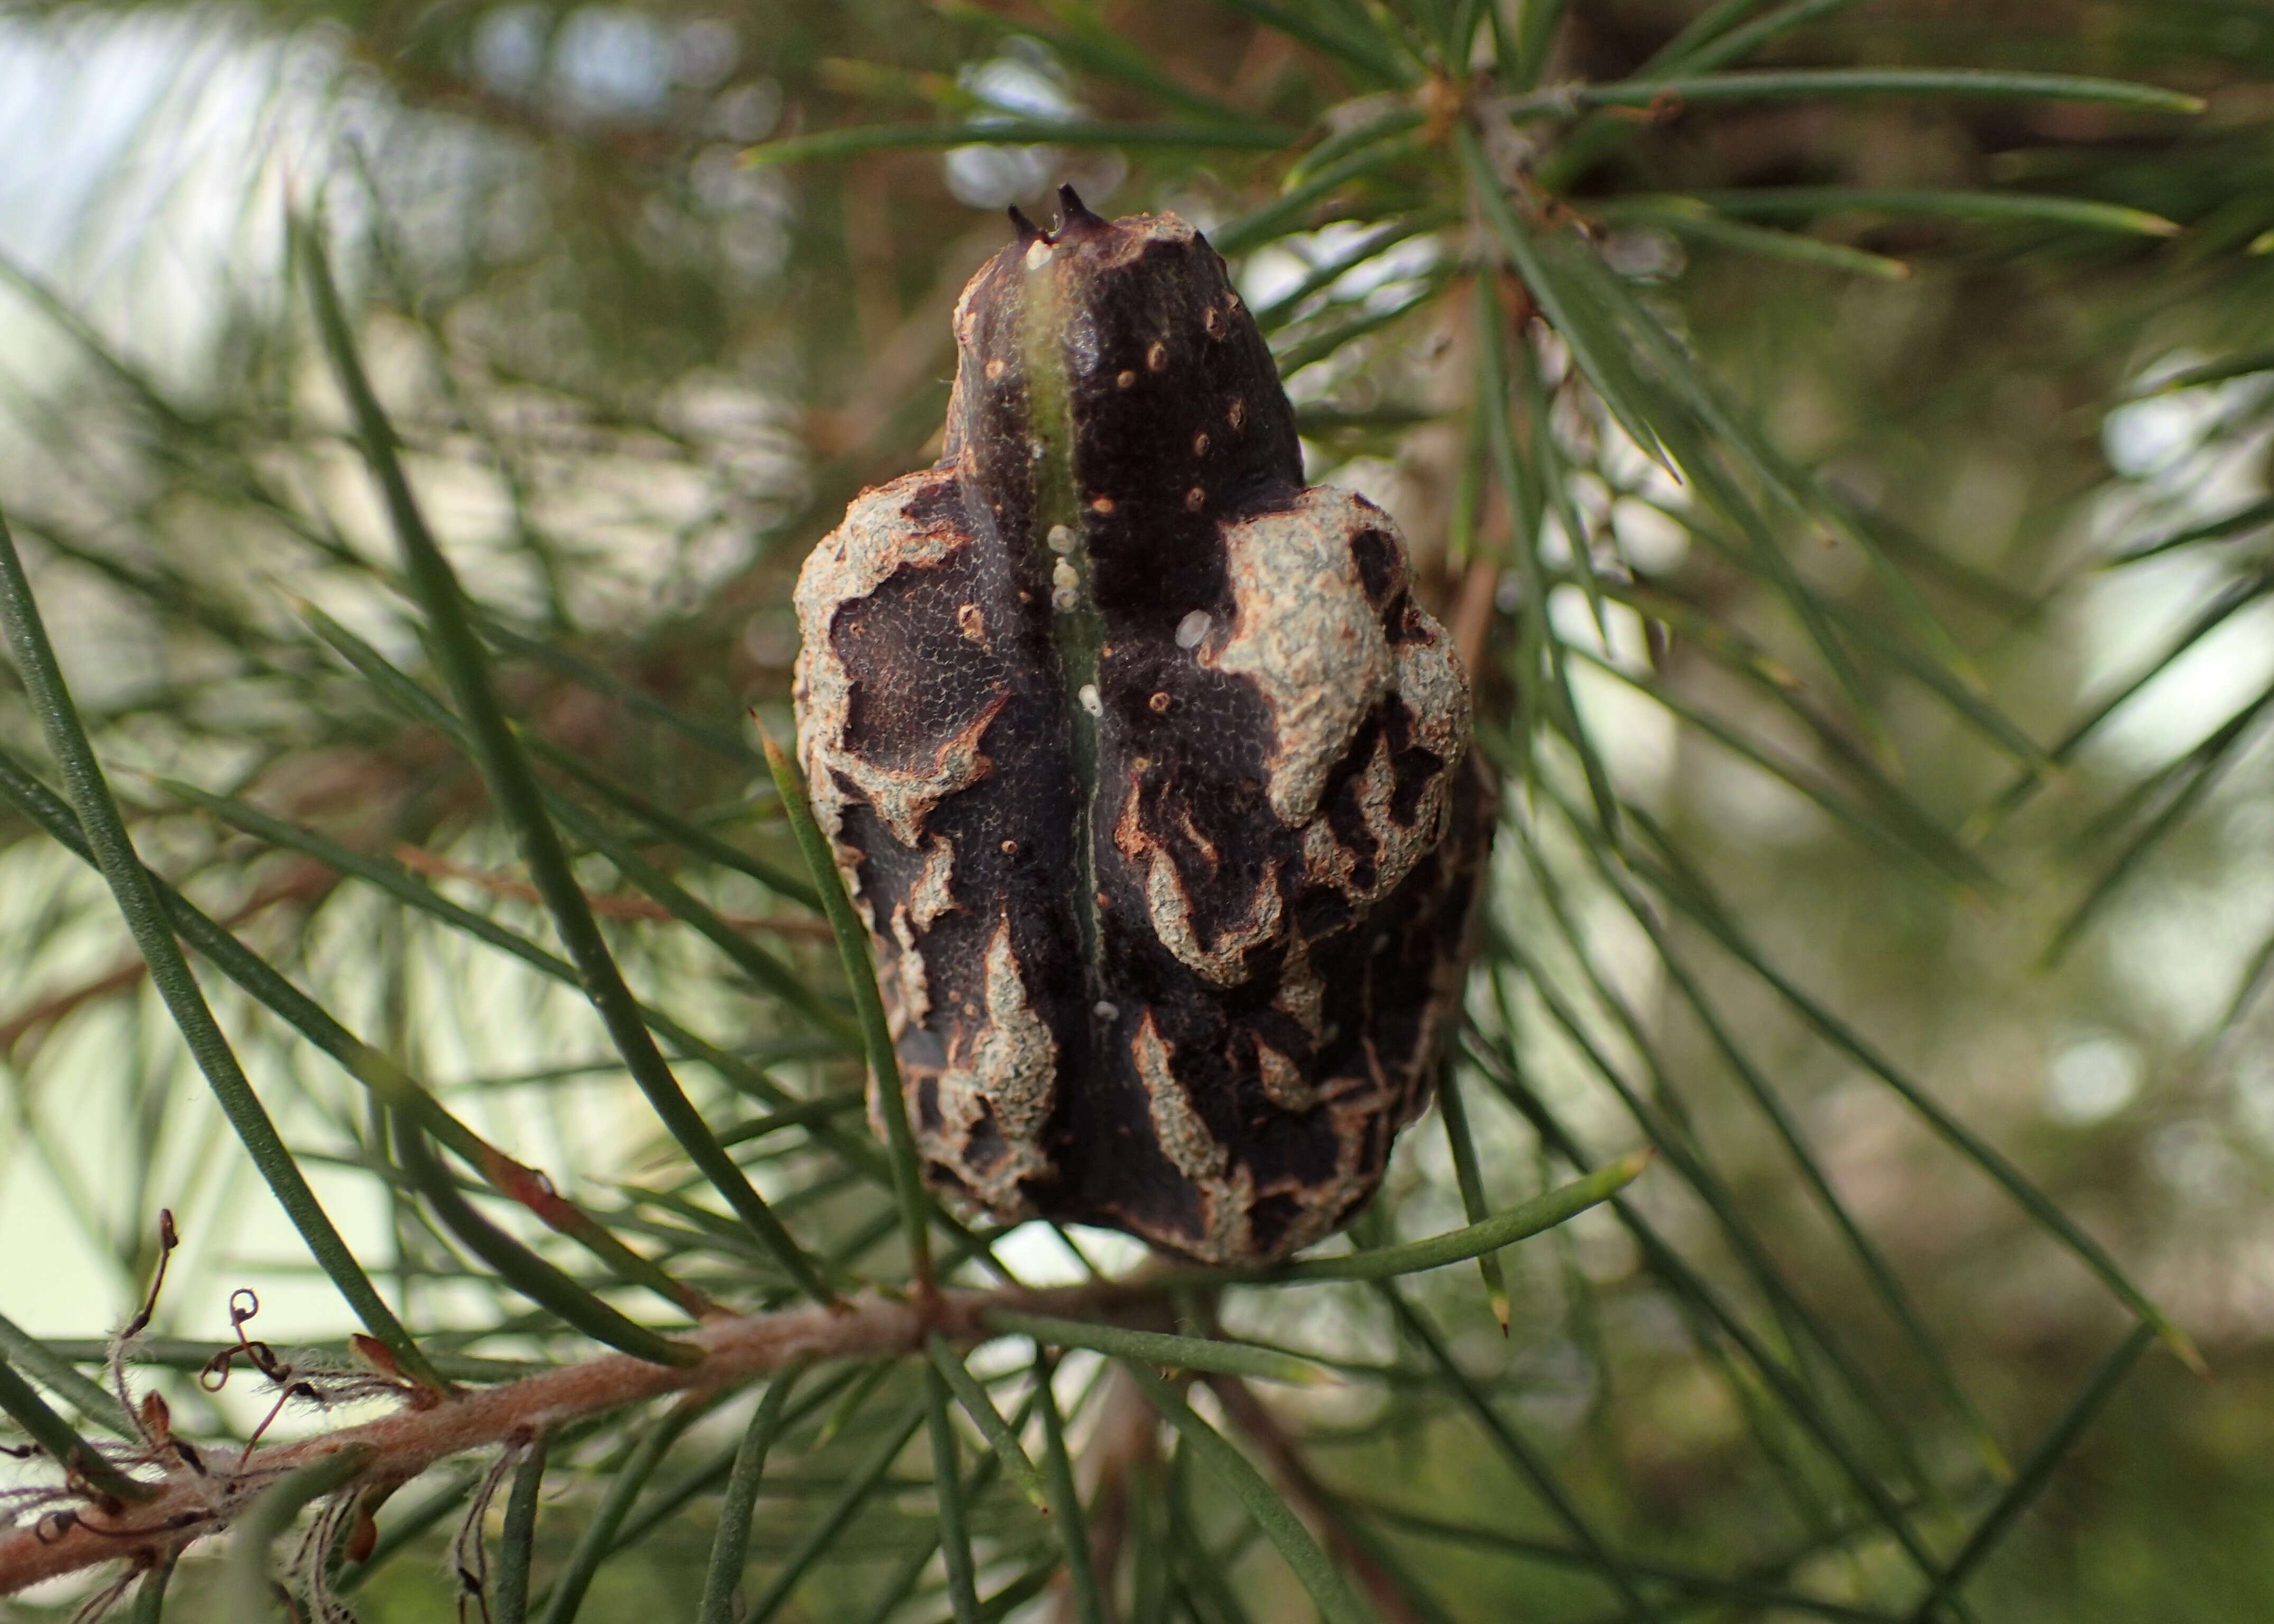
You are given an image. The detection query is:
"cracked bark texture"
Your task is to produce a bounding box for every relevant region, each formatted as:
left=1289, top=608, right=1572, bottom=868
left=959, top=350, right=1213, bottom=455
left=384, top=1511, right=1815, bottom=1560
left=794, top=190, right=1486, bottom=1265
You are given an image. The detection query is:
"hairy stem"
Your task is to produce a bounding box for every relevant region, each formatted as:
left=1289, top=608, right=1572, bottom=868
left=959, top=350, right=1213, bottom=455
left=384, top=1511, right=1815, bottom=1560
left=0, top=1282, right=1159, bottom=1597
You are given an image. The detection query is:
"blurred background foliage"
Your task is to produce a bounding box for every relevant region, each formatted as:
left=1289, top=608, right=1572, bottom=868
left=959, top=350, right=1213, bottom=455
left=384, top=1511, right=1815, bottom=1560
left=2, top=0, right=2273, bottom=1619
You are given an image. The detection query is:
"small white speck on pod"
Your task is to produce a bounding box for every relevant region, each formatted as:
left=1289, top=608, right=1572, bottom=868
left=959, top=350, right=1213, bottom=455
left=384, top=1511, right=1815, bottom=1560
left=1078, top=683, right=1102, bottom=715
left=1024, top=239, right=1054, bottom=270
left=1028, top=438, right=1046, bottom=462
left=1175, top=610, right=1211, bottom=649
left=1046, top=524, right=1076, bottom=553
left=1052, top=586, right=1078, bottom=612
left=1052, top=558, right=1079, bottom=590
left=1093, top=1001, right=1119, bottom=1021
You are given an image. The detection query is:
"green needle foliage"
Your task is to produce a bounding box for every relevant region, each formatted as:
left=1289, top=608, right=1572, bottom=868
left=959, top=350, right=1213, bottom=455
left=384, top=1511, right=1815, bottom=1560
left=0, top=2, right=2267, bottom=1622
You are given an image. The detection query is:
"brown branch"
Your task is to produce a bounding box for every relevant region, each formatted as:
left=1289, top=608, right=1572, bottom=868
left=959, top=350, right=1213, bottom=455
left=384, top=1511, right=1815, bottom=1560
left=0, top=861, right=338, bottom=1056
left=388, top=845, right=832, bottom=938
left=1449, top=553, right=1500, bottom=678
left=1050, top=1364, right=1161, bottom=1624
left=0, top=956, right=150, bottom=1055
left=0, top=1281, right=1157, bottom=1598
left=1205, top=1373, right=1438, bottom=1624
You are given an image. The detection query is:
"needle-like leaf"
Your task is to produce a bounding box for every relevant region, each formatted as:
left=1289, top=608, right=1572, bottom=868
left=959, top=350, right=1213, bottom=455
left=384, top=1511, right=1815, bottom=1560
left=1686, top=186, right=2182, bottom=237
left=494, top=1435, right=550, bottom=1624
left=1208, top=0, right=1417, bottom=85
left=297, top=223, right=836, bottom=1308
left=533, top=1400, right=705, bottom=1624
left=1900, top=1326, right=2155, bottom=1622
left=1593, top=198, right=1912, bottom=280
left=922, top=1362, right=983, bottom=1624
left=1512, top=68, right=2203, bottom=117
left=127, top=1555, right=174, bottom=1624
left=745, top=118, right=1293, bottom=166
left=0, top=1356, right=150, bottom=1505
left=986, top=1312, right=1339, bottom=1386
left=1120, top=1361, right=1378, bottom=1624
left=0, top=1311, right=135, bottom=1440
left=1358, top=1501, right=1904, bottom=1622
left=760, top=726, right=936, bottom=1291
left=1034, top=1351, right=1107, bottom=1624
left=744, top=1398, right=929, bottom=1622
left=1613, top=804, right=2200, bottom=1371
left=1435, top=1065, right=1512, bottom=1333
left=924, top=1333, right=1049, bottom=1511
left=698, top=1364, right=807, bottom=1624
left=0, top=743, right=713, bottom=1321
left=292, top=603, right=857, bottom=1046
left=223, top=1444, right=376, bottom=1619
left=1240, top=1152, right=1648, bottom=1282
left=153, top=772, right=997, bottom=1265
left=393, top=1113, right=703, bottom=1367
left=0, top=507, right=447, bottom=1392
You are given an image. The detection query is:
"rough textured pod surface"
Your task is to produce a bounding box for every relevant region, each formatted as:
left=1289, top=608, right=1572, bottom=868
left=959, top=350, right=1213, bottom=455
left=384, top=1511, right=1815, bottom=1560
left=792, top=191, right=1488, bottom=1264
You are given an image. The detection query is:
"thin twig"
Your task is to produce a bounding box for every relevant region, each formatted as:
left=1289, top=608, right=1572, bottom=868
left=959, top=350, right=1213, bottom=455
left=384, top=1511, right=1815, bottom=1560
left=1207, top=1372, right=1438, bottom=1624
left=389, top=846, right=832, bottom=938
left=0, top=861, right=336, bottom=1055
left=1449, top=553, right=1500, bottom=676
left=1057, top=1365, right=1159, bottom=1624
left=0, top=1281, right=1163, bottom=1597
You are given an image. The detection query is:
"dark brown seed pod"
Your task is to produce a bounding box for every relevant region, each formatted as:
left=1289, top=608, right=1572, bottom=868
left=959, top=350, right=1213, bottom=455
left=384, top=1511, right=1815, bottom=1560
left=793, top=190, right=1487, bottom=1263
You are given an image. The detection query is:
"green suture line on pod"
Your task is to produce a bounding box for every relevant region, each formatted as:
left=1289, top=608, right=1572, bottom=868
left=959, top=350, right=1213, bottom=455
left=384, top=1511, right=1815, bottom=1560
left=1019, top=235, right=1107, bottom=1009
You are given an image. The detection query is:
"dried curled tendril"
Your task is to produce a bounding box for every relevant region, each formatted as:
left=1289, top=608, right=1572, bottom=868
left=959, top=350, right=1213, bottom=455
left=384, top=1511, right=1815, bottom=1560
left=13, top=1212, right=201, bottom=1546
left=198, top=1289, right=333, bottom=1462
left=12, top=1210, right=413, bottom=1624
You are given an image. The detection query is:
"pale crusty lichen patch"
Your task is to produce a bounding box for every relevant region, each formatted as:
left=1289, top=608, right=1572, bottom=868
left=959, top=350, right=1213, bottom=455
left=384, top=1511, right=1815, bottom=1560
left=1298, top=733, right=1400, bottom=903
left=887, top=906, right=931, bottom=1037
left=828, top=694, right=1007, bottom=851
left=1390, top=619, right=1471, bottom=824
left=1114, top=779, right=1285, bottom=987
left=928, top=917, right=1059, bottom=1215
left=1253, top=1037, right=1317, bottom=1111
left=1204, top=487, right=1469, bottom=914
left=1274, top=935, right=1325, bottom=1039
left=1130, top=1011, right=1257, bottom=1264
left=792, top=467, right=986, bottom=863
left=907, top=836, right=959, bottom=930
left=1271, top=1091, right=1386, bottom=1254
left=1209, top=486, right=1396, bottom=826
left=1130, top=1011, right=1224, bottom=1181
